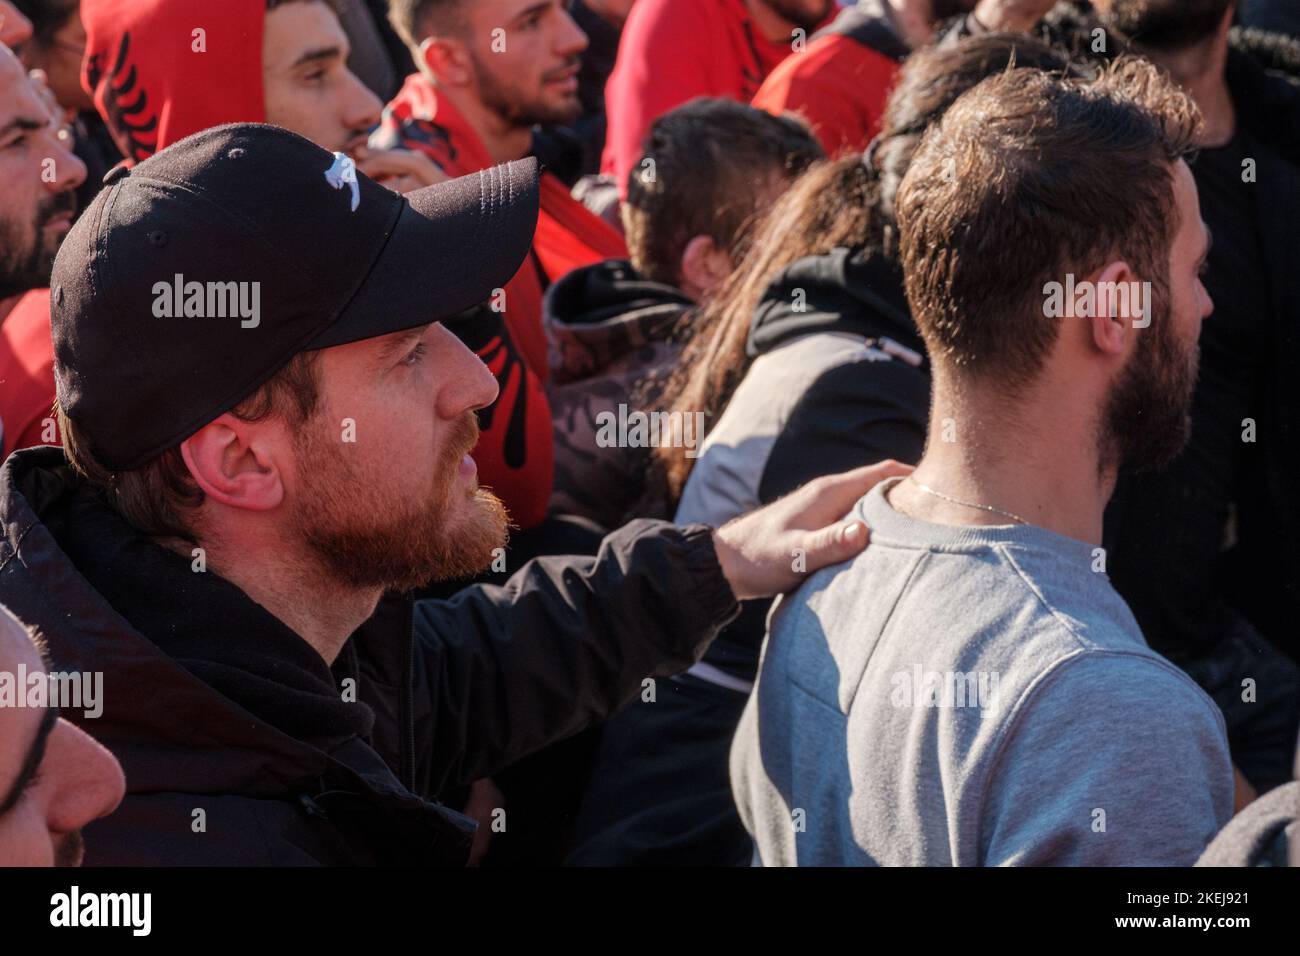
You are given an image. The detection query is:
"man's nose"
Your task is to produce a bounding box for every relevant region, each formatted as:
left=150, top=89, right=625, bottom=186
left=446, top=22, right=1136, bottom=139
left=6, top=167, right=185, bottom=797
left=557, top=8, right=589, bottom=57
left=342, top=68, right=383, bottom=137
left=44, top=134, right=88, bottom=194
left=42, top=719, right=126, bottom=838
left=432, top=323, right=501, bottom=418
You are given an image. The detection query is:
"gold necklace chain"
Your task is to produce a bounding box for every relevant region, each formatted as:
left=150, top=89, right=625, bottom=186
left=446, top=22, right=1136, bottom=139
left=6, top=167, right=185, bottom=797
left=906, top=477, right=1030, bottom=526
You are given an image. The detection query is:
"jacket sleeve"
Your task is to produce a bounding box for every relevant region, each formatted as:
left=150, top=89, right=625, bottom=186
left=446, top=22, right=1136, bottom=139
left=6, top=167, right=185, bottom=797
left=409, top=519, right=739, bottom=794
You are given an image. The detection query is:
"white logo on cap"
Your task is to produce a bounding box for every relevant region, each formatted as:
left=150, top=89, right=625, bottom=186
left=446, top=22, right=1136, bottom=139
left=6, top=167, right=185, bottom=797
left=324, top=152, right=360, bottom=212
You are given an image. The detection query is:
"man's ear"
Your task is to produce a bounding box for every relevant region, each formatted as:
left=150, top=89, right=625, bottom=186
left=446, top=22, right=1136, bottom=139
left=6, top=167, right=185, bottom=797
left=1085, top=260, right=1139, bottom=358
left=179, top=413, right=285, bottom=513
left=678, top=235, right=733, bottom=302
left=419, top=35, right=472, bottom=87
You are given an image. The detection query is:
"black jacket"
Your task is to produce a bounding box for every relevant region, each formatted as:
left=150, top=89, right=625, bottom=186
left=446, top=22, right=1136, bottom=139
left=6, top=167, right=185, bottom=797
left=545, top=258, right=693, bottom=528
left=748, top=246, right=929, bottom=501
left=1217, top=39, right=1300, bottom=659
left=0, top=447, right=738, bottom=865
left=683, top=246, right=930, bottom=681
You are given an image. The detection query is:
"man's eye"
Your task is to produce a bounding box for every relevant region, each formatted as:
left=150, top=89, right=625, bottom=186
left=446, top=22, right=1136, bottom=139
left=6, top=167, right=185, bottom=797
left=402, top=342, right=428, bottom=366
left=304, top=69, right=326, bottom=83
left=3, top=134, right=27, bottom=151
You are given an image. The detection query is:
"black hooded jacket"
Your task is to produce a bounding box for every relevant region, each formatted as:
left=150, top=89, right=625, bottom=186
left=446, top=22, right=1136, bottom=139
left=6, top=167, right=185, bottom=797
left=0, top=447, right=738, bottom=864
left=747, top=247, right=928, bottom=500
left=676, top=246, right=930, bottom=681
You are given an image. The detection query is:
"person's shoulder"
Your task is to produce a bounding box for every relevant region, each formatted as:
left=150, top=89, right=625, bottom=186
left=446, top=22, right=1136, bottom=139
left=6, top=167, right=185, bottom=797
left=994, top=538, right=1146, bottom=649
left=1021, top=644, right=1225, bottom=737
left=764, top=31, right=858, bottom=81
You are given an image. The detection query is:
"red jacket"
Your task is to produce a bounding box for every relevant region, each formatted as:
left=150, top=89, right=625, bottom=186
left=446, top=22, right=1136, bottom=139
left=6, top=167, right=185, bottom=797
left=83, top=0, right=266, bottom=163
left=752, top=4, right=908, bottom=157
left=0, top=290, right=59, bottom=459
left=601, top=0, right=804, bottom=195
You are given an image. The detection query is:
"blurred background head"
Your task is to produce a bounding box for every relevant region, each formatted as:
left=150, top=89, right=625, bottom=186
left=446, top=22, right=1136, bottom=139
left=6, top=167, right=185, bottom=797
left=393, top=0, right=590, bottom=129
left=262, top=0, right=384, bottom=156
left=0, top=43, right=85, bottom=300
left=0, top=1, right=33, bottom=50
left=623, top=98, right=822, bottom=301
left=11, top=0, right=90, bottom=113
left=762, top=0, right=836, bottom=33
left=0, top=605, right=125, bottom=866
left=1094, top=0, right=1237, bottom=51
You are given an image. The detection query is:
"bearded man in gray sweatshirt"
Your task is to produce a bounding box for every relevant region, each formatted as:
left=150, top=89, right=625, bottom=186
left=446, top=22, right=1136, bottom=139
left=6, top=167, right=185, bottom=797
left=731, top=57, right=1234, bottom=866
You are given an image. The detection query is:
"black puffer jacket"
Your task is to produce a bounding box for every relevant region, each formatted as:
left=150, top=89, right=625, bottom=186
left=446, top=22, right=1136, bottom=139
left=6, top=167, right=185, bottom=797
left=0, top=447, right=737, bottom=865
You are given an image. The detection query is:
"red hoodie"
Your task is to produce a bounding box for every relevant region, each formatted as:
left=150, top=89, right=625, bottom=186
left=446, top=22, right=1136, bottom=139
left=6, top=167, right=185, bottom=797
left=0, top=290, right=60, bottom=459
left=751, top=3, right=908, bottom=157
left=601, top=0, right=807, bottom=195
left=80, top=0, right=557, bottom=528
left=83, top=0, right=266, bottom=163
left=0, top=0, right=266, bottom=467
left=380, top=75, right=628, bottom=527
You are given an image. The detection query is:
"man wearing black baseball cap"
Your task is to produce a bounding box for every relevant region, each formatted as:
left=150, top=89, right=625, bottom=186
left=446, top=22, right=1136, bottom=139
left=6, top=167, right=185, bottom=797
left=0, top=122, right=901, bottom=864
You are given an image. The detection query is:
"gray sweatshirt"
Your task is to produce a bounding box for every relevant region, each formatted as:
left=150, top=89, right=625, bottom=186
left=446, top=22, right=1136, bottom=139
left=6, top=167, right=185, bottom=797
left=731, top=479, right=1234, bottom=865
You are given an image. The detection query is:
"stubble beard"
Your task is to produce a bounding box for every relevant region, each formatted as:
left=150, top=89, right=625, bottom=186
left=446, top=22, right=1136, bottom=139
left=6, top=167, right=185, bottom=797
left=293, top=412, right=510, bottom=593
left=1101, top=284, right=1199, bottom=475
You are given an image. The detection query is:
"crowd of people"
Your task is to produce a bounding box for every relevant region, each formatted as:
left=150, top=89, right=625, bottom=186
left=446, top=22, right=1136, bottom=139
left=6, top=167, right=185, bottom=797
left=0, top=0, right=1298, bottom=868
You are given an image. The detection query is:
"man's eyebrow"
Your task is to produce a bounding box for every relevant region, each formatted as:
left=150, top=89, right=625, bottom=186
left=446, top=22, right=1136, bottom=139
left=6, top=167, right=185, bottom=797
left=291, top=45, right=344, bottom=70
left=0, top=705, right=58, bottom=817
left=0, top=116, right=48, bottom=141
left=374, top=326, right=429, bottom=367
left=508, top=1, right=552, bottom=25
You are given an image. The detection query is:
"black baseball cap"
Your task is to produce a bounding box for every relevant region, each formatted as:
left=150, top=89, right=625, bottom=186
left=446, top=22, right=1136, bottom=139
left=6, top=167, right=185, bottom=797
left=50, top=123, right=540, bottom=471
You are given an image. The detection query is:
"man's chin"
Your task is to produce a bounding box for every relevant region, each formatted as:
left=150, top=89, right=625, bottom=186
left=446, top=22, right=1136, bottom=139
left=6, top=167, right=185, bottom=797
left=416, top=488, right=511, bottom=585
left=533, top=95, right=582, bottom=129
